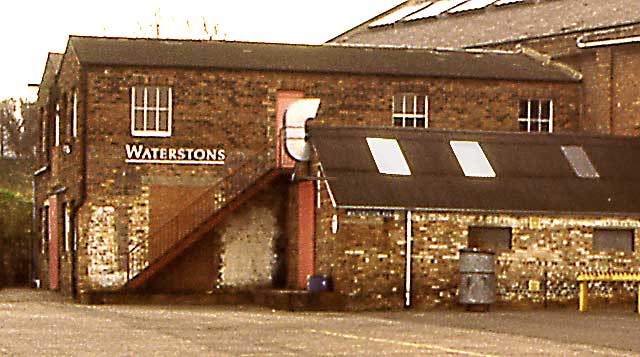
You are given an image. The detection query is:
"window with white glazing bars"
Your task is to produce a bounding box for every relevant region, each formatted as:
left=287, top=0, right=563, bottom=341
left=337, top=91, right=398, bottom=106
left=518, top=99, right=553, bottom=133
left=393, top=94, right=428, bottom=128
left=131, top=86, right=172, bottom=137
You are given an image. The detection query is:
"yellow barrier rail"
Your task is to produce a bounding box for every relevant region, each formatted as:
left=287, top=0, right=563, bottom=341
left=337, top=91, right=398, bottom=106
left=577, top=272, right=640, bottom=314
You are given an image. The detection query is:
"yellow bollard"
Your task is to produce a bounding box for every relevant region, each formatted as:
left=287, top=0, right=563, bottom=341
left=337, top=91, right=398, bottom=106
left=579, top=281, right=588, bottom=313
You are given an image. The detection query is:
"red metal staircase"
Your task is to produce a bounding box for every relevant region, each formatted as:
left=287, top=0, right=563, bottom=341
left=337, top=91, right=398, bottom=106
left=125, top=151, right=291, bottom=290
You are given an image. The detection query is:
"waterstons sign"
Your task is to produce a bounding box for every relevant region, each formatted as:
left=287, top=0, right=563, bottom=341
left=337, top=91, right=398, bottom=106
left=125, top=144, right=226, bottom=165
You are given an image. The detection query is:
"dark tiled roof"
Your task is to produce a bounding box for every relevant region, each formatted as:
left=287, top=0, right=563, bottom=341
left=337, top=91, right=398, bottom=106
left=47, top=53, right=63, bottom=73
left=67, top=36, right=578, bottom=82
left=331, top=0, right=640, bottom=49
left=36, top=53, right=64, bottom=103
left=310, top=125, right=640, bottom=216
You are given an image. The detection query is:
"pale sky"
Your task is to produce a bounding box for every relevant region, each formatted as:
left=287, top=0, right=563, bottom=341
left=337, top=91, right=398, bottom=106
left=0, top=0, right=402, bottom=101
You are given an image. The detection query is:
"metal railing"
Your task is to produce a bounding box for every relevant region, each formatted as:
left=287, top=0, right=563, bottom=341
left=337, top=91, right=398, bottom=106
left=127, top=151, right=276, bottom=281
left=578, top=272, right=640, bottom=314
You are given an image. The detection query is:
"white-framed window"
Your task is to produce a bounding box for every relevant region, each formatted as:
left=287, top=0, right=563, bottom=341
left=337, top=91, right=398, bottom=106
left=55, top=103, right=60, bottom=147
left=518, top=99, right=553, bottom=133
left=72, top=91, right=78, bottom=138
left=40, top=206, right=48, bottom=255
left=64, top=203, right=72, bottom=252
left=131, top=86, right=172, bottom=137
left=393, top=94, right=428, bottom=128
left=40, top=108, right=47, bottom=154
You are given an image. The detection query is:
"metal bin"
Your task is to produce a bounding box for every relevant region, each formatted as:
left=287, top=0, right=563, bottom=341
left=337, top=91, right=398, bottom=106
left=459, top=248, right=496, bottom=310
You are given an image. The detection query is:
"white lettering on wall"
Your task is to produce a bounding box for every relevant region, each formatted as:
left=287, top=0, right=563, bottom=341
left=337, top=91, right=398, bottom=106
left=125, top=144, right=226, bottom=165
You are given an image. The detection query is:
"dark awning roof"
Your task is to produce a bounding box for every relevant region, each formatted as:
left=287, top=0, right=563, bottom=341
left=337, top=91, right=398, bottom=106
left=67, top=36, right=579, bottom=82
left=309, top=125, right=640, bottom=216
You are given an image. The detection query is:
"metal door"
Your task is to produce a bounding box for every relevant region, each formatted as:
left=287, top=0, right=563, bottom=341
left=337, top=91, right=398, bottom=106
left=297, top=181, right=315, bottom=289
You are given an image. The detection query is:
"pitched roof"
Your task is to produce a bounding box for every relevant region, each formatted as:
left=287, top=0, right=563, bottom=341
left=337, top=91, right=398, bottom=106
left=67, top=36, right=579, bottom=82
left=330, top=0, right=640, bottom=49
left=36, top=53, right=64, bottom=104
left=310, top=125, right=640, bottom=216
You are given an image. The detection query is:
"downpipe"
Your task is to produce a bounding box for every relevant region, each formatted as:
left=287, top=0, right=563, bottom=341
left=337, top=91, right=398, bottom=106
left=405, top=210, right=412, bottom=308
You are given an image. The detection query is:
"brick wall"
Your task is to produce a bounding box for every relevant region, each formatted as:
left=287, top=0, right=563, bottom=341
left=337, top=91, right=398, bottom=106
left=36, top=53, right=581, bottom=296
left=478, top=24, right=640, bottom=136
left=313, top=176, right=406, bottom=310
left=314, top=195, right=640, bottom=309
left=33, top=47, right=86, bottom=295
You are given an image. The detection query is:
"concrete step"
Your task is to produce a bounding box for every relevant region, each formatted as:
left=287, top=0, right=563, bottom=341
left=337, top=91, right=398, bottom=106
left=77, top=289, right=347, bottom=311
left=78, top=290, right=254, bottom=306
left=253, top=289, right=347, bottom=311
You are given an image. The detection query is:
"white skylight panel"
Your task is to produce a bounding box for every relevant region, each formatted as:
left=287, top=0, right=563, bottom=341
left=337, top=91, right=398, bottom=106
left=369, top=3, right=432, bottom=27
left=561, top=146, right=600, bottom=179
left=450, top=141, right=496, bottom=178
left=449, top=0, right=498, bottom=13
left=494, top=0, right=524, bottom=5
left=366, top=138, right=412, bottom=176
left=404, top=0, right=469, bottom=21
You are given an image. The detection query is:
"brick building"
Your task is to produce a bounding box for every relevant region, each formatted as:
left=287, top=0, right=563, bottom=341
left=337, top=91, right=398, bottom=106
left=308, top=126, right=640, bottom=309
left=331, top=0, right=640, bottom=137
left=32, top=34, right=637, bottom=309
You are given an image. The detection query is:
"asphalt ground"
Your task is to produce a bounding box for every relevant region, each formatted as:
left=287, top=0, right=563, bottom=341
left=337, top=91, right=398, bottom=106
left=0, top=288, right=638, bottom=356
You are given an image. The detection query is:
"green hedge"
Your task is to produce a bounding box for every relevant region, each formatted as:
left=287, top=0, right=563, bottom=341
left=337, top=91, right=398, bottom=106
left=0, top=188, right=32, bottom=286
left=0, top=188, right=31, bottom=236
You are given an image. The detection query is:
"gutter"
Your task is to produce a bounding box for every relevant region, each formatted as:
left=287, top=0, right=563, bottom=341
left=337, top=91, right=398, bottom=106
left=577, top=35, right=640, bottom=48
left=467, top=21, right=640, bottom=50
left=336, top=204, right=640, bottom=219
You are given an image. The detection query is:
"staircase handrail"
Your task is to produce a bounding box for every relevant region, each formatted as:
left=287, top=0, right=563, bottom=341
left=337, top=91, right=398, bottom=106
left=127, top=151, right=276, bottom=280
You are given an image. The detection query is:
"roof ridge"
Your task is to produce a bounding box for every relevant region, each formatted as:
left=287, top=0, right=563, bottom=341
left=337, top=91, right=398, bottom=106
left=68, top=34, right=312, bottom=47
left=516, top=45, right=583, bottom=80
left=65, top=35, right=580, bottom=82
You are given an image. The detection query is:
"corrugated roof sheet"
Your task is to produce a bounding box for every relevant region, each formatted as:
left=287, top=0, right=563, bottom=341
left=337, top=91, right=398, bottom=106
left=331, top=0, right=640, bottom=49
left=309, top=125, right=640, bottom=216
left=67, top=36, right=578, bottom=82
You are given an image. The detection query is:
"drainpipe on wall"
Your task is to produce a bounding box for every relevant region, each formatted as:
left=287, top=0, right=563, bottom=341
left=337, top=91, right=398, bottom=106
left=405, top=210, right=412, bottom=308
left=31, top=179, right=37, bottom=286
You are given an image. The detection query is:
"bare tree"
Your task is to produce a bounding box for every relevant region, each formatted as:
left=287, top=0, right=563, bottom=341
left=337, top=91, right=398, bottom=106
left=134, top=7, right=227, bottom=40
left=0, top=99, right=36, bottom=162
left=0, top=99, right=19, bottom=158
left=19, top=99, right=37, bottom=163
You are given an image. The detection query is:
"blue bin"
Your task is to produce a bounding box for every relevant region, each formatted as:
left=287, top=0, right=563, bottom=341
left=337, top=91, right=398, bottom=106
left=307, top=275, right=332, bottom=293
